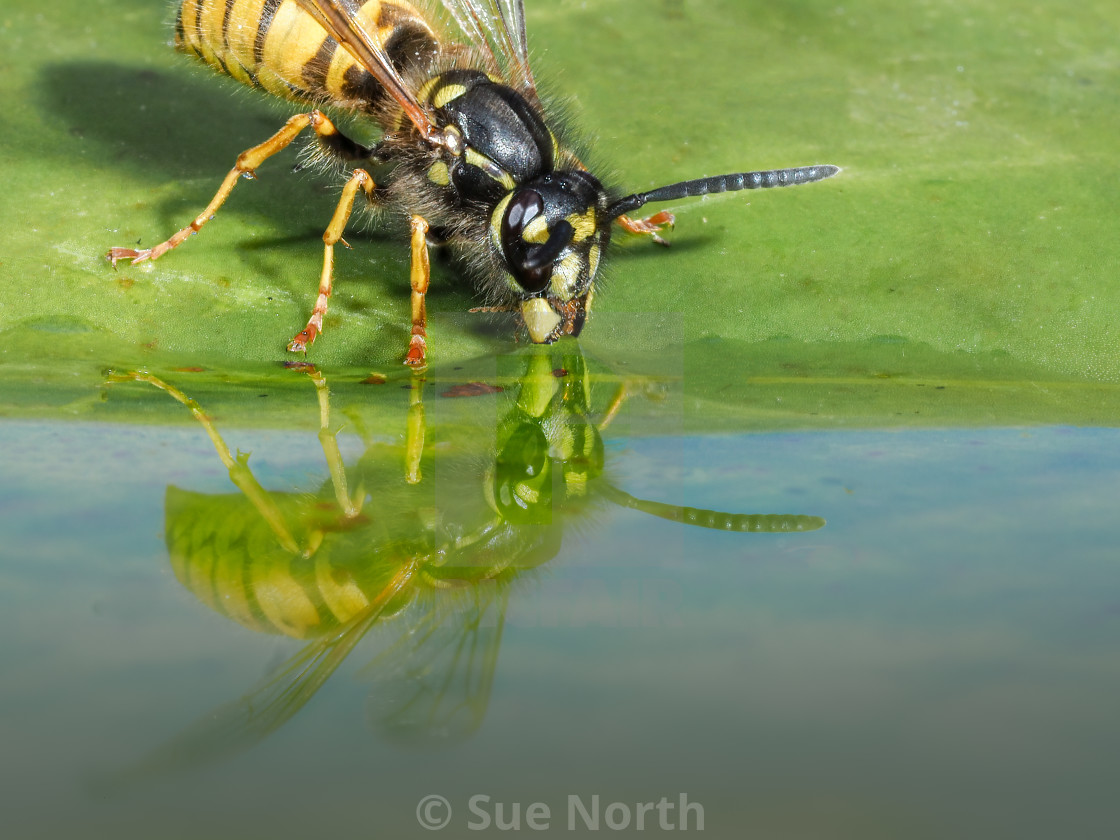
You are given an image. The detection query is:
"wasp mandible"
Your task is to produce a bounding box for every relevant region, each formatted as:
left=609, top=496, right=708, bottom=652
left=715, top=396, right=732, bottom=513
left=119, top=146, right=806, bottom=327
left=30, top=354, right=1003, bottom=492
left=108, top=0, right=839, bottom=365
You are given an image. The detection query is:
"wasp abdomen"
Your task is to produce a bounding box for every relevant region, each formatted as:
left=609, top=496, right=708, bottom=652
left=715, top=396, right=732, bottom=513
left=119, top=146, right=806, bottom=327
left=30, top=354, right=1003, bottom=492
left=175, top=0, right=439, bottom=114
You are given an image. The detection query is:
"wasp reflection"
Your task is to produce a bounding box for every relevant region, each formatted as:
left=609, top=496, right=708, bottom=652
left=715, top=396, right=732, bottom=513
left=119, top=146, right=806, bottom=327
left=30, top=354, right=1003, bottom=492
left=104, top=345, right=823, bottom=778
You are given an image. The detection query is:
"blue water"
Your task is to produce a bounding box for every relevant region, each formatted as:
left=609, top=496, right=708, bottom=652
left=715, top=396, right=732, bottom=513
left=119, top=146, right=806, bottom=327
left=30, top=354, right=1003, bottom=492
left=1, top=421, right=1118, bottom=838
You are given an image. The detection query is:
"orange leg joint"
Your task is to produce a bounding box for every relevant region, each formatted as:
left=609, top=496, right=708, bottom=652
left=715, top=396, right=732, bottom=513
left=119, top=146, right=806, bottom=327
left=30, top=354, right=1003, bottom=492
left=404, top=215, right=432, bottom=368
left=288, top=168, right=376, bottom=353
left=107, top=110, right=342, bottom=267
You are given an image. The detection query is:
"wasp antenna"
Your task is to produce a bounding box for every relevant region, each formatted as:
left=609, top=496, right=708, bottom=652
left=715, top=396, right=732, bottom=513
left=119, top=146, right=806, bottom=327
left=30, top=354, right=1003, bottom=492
left=600, top=484, right=826, bottom=533
left=608, top=164, right=840, bottom=219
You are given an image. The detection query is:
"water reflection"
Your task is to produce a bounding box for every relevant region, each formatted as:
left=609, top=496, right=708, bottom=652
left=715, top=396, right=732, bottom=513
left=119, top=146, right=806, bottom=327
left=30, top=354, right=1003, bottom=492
left=103, top=344, right=823, bottom=780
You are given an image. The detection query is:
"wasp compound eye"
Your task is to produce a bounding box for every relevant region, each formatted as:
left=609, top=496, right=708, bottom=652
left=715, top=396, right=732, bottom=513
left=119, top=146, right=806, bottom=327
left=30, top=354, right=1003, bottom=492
left=501, top=189, right=576, bottom=295
left=504, top=188, right=543, bottom=237
left=501, top=189, right=549, bottom=293
left=492, top=420, right=553, bottom=524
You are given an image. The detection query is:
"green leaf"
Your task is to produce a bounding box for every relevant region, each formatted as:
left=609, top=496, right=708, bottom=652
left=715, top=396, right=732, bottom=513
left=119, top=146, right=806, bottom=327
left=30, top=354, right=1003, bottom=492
left=3, top=0, right=1118, bottom=428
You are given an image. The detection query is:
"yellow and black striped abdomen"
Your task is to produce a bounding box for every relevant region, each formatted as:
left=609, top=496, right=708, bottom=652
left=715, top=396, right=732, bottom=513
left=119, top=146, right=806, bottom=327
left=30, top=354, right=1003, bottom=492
left=175, top=0, right=440, bottom=115
left=165, top=486, right=390, bottom=639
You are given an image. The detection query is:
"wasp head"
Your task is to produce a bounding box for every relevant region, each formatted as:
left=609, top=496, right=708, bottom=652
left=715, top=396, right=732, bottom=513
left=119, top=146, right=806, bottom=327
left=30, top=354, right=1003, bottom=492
left=491, top=170, right=609, bottom=344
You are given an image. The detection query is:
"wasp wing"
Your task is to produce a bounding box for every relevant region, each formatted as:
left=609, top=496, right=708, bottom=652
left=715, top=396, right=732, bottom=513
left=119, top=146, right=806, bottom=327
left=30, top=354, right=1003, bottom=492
left=438, top=0, right=536, bottom=96
left=295, top=0, right=439, bottom=137
left=96, top=561, right=419, bottom=791
left=359, top=581, right=509, bottom=745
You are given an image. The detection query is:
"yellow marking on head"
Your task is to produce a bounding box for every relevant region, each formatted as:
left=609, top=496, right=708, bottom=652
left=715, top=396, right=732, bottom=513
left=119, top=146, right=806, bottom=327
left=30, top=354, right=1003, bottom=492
left=565, top=209, right=598, bottom=243
left=521, top=298, right=562, bottom=344
left=491, top=193, right=513, bottom=253
left=550, top=253, right=583, bottom=298
left=432, top=83, right=468, bottom=109
left=522, top=215, right=549, bottom=244
left=587, top=244, right=601, bottom=280
left=427, top=160, right=451, bottom=186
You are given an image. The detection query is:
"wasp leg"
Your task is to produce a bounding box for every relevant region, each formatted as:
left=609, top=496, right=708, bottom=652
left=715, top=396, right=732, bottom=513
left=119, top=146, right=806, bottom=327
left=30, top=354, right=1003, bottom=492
left=405, top=372, right=425, bottom=485
left=287, top=168, right=377, bottom=353
left=105, top=371, right=302, bottom=555
left=597, top=382, right=629, bottom=431
left=567, top=147, right=674, bottom=246
left=405, top=215, right=432, bottom=368
left=306, top=368, right=365, bottom=518
left=107, top=109, right=350, bottom=266
left=616, top=211, right=676, bottom=247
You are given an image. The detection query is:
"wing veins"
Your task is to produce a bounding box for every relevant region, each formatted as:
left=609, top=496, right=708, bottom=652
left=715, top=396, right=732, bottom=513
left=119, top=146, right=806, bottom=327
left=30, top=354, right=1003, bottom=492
left=440, top=0, right=536, bottom=95
left=296, top=0, right=438, bottom=138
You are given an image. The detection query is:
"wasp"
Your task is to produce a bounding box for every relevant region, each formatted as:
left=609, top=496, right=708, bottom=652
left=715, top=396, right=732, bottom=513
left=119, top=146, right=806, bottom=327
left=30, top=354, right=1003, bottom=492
left=100, top=351, right=823, bottom=771
left=108, top=0, right=839, bottom=366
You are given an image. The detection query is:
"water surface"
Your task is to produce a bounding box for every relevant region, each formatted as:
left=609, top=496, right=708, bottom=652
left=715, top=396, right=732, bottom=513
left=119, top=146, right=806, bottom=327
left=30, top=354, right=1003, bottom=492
left=3, top=397, right=1118, bottom=837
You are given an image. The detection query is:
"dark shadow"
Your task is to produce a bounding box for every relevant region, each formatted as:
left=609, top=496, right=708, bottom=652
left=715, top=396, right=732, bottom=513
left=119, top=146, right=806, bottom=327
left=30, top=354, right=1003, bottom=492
left=37, top=61, right=477, bottom=309
left=39, top=60, right=352, bottom=246
left=39, top=61, right=297, bottom=178
left=615, top=234, right=716, bottom=263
